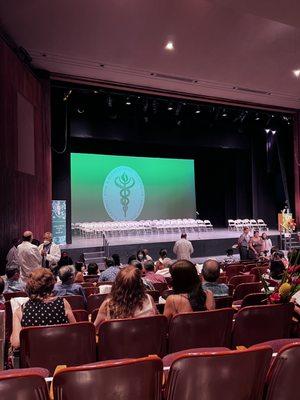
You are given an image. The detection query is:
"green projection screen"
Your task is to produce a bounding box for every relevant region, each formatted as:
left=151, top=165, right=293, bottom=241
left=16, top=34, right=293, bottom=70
left=71, top=153, right=196, bottom=222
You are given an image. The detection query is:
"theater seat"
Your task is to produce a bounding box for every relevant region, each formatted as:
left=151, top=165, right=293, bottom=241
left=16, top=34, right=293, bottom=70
left=232, top=303, right=294, bottom=347
left=20, top=322, right=97, bottom=375
left=265, top=343, right=300, bottom=400
left=87, top=293, right=108, bottom=314
left=214, top=296, right=233, bottom=309
left=165, top=346, right=272, bottom=400
left=53, top=355, right=163, bottom=400
left=240, top=292, right=268, bottom=307
left=250, top=338, right=300, bottom=353
left=168, top=308, right=234, bottom=353
left=72, top=309, right=89, bottom=322
left=62, top=295, right=85, bottom=310
left=0, top=369, right=49, bottom=400
left=233, top=282, right=263, bottom=302
left=3, top=291, right=28, bottom=301
left=229, top=274, right=255, bottom=288
left=98, top=315, right=168, bottom=360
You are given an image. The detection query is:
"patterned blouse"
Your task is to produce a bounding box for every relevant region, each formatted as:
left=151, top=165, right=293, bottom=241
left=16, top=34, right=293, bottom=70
left=21, top=297, right=69, bottom=327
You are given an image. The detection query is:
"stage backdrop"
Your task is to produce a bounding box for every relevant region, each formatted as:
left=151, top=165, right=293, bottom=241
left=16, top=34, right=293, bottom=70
left=71, top=153, right=196, bottom=222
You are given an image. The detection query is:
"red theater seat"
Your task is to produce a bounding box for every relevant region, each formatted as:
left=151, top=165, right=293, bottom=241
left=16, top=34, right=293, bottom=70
left=229, top=274, right=255, bottom=288
left=168, top=308, right=234, bottom=353
left=240, top=292, right=268, bottom=307
left=214, top=296, right=233, bottom=309
left=0, top=369, right=49, bottom=400
left=53, top=355, right=163, bottom=400
left=98, top=315, right=168, bottom=360
left=152, top=282, right=168, bottom=294
left=233, top=282, right=263, bottom=301
left=87, top=293, right=108, bottom=314
left=72, top=309, right=89, bottom=322
left=265, top=343, right=300, bottom=400
left=20, top=322, right=97, bottom=375
left=251, top=338, right=300, bottom=353
left=165, top=346, right=272, bottom=400
left=3, top=291, right=28, bottom=301
left=62, top=295, right=85, bottom=310
left=232, top=303, right=294, bottom=347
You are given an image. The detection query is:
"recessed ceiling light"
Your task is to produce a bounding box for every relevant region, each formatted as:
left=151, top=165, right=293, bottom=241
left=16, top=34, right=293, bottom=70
left=126, top=101, right=131, bottom=105
left=265, top=129, right=270, bottom=133
left=293, top=69, right=300, bottom=78
left=195, top=110, right=201, bottom=114
left=165, top=41, right=174, bottom=51
left=168, top=107, right=173, bottom=111
left=272, top=130, right=276, bottom=135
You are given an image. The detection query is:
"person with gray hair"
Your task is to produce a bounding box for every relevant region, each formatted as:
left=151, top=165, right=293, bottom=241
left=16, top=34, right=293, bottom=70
left=53, top=265, right=87, bottom=304
left=201, top=259, right=229, bottom=297
left=4, top=264, right=26, bottom=293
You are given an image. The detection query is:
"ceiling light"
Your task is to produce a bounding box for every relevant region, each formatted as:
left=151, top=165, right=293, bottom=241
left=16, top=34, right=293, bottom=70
left=222, top=109, right=228, bottom=117
left=265, top=129, right=270, bottom=133
left=168, top=106, right=173, bottom=111
left=165, top=41, right=174, bottom=51
left=126, top=101, right=131, bottom=105
left=272, top=130, right=276, bottom=135
left=293, top=69, right=300, bottom=78
left=195, top=110, right=201, bottom=114
left=77, top=108, right=84, bottom=114
left=255, top=113, right=260, bottom=120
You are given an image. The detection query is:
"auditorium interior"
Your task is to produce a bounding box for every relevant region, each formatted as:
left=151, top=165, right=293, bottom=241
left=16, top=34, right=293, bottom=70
left=1, top=1, right=300, bottom=399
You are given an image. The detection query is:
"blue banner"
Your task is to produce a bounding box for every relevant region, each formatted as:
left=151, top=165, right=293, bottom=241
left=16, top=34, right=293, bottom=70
left=52, top=200, right=66, bottom=245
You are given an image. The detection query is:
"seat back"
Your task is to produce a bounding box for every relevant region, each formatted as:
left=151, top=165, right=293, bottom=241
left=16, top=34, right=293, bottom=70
left=250, top=266, right=269, bottom=282
left=3, top=291, right=28, bottom=301
left=152, top=282, right=168, bottom=294
left=168, top=308, right=234, bottom=353
left=98, top=315, right=168, bottom=360
left=166, top=346, right=272, bottom=400
left=232, top=303, right=294, bottom=347
left=53, top=355, right=162, bottom=400
left=241, top=292, right=268, bottom=307
left=20, top=322, right=97, bottom=375
left=146, top=290, right=160, bottom=302
left=83, top=275, right=99, bottom=283
left=229, top=274, right=255, bottom=288
left=0, top=370, right=49, bottom=400
left=83, top=287, right=97, bottom=298
left=215, top=296, right=233, bottom=309
left=63, top=295, right=85, bottom=310
left=72, top=309, right=89, bottom=321
left=87, top=293, right=108, bottom=314
left=265, top=343, right=300, bottom=400
left=233, top=282, right=263, bottom=301
left=224, top=264, right=244, bottom=280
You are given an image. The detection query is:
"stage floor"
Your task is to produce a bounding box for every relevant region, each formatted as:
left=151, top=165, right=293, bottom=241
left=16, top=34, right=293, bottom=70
left=65, top=228, right=280, bottom=249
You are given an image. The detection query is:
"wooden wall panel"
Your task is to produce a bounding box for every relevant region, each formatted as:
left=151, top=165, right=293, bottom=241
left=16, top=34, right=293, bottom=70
left=0, top=38, right=51, bottom=270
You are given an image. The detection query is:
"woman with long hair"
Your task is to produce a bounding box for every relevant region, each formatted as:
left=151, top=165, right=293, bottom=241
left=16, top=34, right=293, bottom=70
left=163, top=260, right=215, bottom=319
left=94, top=265, right=157, bottom=330
left=11, top=268, right=75, bottom=348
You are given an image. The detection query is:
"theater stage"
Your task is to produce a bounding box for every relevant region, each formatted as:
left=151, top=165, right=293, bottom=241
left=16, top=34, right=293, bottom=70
left=62, top=229, right=280, bottom=264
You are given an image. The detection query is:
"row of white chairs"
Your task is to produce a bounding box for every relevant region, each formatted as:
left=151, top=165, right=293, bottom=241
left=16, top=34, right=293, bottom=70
left=72, top=218, right=214, bottom=238
left=228, top=218, right=268, bottom=231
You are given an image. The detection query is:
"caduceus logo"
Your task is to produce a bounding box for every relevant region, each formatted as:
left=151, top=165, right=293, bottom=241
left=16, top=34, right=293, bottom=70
left=114, top=172, right=135, bottom=217
left=102, top=166, right=145, bottom=221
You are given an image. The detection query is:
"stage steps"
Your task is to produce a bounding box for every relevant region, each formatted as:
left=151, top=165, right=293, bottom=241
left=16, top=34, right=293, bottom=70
left=83, top=250, right=106, bottom=271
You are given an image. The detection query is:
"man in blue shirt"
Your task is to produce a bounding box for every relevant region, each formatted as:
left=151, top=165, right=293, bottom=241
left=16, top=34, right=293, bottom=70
left=53, top=265, right=87, bottom=305
left=99, top=257, right=121, bottom=282
left=4, top=264, right=26, bottom=293
left=202, top=259, right=229, bottom=297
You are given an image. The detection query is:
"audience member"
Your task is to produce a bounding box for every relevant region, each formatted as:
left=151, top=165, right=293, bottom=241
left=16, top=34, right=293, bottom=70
left=164, top=260, right=215, bottom=319
left=112, top=253, right=121, bottom=267
left=249, top=230, right=263, bottom=259
left=261, top=232, right=272, bottom=256
left=237, top=226, right=251, bottom=260
left=137, top=249, right=148, bottom=263
left=74, top=262, right=85, bottom=283
left=223, top=248, right=235, bottom=264
left=155, top=249, right=172, bottom=271
left=201, top=259, right=229, bottom=297
left=58, top=251, right=73, bottom=268
left=17, top=231, right=42, bottom=281
left=128, top=255, right=137, bottom=264
left=11, top=268, right=75, bottom=348
left=270, top=260, right=285, bottom=281
left=53, top=265, right=87, bottom=304
left=38, top=232, right=61, bottom=270
left=94, top=265, right=157, bottom=330
left=144, top=260, right=167, bottom=284
left=142, top=248, right=153, bottom=260
left=99, top=257, right=121, bottom=282
left=130, top=260, right=155, bottom=290
left=87, top=262, right=99, bottom=275
left=0, top=277, right=5, bottom=310
left=6, top=238, right=21, bottom=268
left=4, top=265, right=26, bottom=293
left=156, top=257, right=173, bottom=278
left=173, top=233, right=194, bottom=261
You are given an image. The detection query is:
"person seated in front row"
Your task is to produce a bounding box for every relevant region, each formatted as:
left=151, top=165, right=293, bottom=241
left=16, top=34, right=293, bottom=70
left=163, top=260, right=215, bottom=320
left=53, top=265, right=87, bottom=304
left=144, top=260, right=167, bottom=284
left=0, top=277, right=5, bottom=310
left=11, top=268, right=75, bottom=348
left=223, top=248, right=236, bottom=265
left=4, top=264, right=26, bottom=293
left=99, top=257, right=121, bottom=282
left=201, top=259, right=229, bottom=297
left=94, top=265, right=157, bottom=330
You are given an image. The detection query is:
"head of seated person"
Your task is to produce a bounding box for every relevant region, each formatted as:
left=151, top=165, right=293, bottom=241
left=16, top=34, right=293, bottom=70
left=201, top=259, right=229, bottom=297
left=137, top=249, right=147, bottom=262
left=112, top=253, right=121, bottom=267
left=4, top=264, right=26, bottom=293
left=87, top=262, right=99, bottom=275
left=169, top=260, right=208, bottom=311
left=105, top=257, right=115, bottom=269
left=270, top=260, right=285, bottom=280
left=93, top=265, right=157, bottom=328
left=0, top=277, right=5, bottom=306
left=58, top=265, right=76, bottom=285
left=128, top=254, right=137, bottom=264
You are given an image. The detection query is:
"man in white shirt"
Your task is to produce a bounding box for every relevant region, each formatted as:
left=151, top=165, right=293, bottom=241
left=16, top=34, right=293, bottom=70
left=38, top=232, right=61, bottom=271
left=17, top=231, right=42, bottom=280
left=173, top=233, right=194, bottom=261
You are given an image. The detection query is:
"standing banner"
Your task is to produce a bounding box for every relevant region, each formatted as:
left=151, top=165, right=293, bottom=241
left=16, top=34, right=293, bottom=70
left=52, top=200, right=66, bottom=245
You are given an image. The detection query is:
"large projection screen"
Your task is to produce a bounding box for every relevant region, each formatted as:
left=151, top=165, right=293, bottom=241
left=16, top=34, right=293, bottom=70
left=71, top=153, right=196, bottom=222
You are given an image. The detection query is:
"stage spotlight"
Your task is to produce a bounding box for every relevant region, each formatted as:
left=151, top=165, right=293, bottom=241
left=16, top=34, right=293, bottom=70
left=125, top=97, right=131, bottom=105
left=255, top=113, right=260, bottom=120
left=195, top=109, right=201, bottom=114
left=272, top=130, right=276, bottom=135
left=293, top=69, right=300, bottom=78
left=77, top=107, right=85, bottom=114
left=168, top=106, right=173, bottom=111
left=222, top=108, right=228, bottom=117
left=165, top=41, right=174, bottom=51
left=93, top=90, right=98, bottom=94
left=265, top=129, right=270, bottom=133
